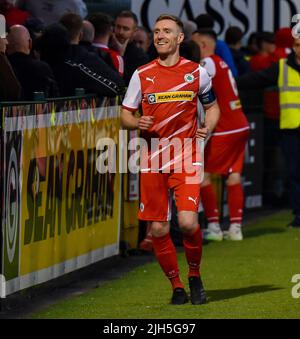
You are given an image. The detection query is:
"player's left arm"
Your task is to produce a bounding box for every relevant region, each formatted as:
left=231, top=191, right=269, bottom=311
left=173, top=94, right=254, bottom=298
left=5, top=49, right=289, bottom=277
left=196, top=101, right=220, bottom=140
left=196, top=65, right=220, bottom=140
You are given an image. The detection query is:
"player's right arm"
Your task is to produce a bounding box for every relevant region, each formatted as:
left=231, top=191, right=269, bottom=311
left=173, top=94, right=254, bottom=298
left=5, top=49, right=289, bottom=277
left=121, top=108, right=154, bottom=130
left=121, top=69, right=154, bottom=131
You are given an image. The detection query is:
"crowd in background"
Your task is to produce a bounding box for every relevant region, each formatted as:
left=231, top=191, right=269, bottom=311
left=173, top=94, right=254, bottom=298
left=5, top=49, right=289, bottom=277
left=0, top=0, right=299, bottom=233
left=0, top=0, right=295, bottom=101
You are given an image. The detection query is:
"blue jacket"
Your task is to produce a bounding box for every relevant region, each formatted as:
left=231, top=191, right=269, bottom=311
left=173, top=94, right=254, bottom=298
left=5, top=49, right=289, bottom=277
left=216, top=40, right=238, bottom=77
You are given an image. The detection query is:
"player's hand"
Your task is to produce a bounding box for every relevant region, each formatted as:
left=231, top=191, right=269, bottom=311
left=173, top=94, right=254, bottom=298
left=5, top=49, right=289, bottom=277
left=196, top=125, right=210, bottom=140
left=110, top=33, right=129, bottom=56
left=137, top=116, right=154, bottom=130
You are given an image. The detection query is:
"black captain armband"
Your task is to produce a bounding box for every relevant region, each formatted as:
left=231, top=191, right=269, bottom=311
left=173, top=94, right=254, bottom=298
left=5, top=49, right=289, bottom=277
left=198, top=88, right=216, bottom=106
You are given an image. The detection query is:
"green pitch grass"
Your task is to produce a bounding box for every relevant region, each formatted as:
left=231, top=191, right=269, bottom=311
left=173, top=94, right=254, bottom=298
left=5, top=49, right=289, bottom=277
left=31, top=210, right=300, bottom=319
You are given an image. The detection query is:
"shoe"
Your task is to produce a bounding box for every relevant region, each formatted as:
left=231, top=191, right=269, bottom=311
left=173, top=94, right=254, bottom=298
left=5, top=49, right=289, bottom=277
left=188, top=276, right=207, bottom=305
left=203, top=222, right=223, bottom=241
left=224, top=223, right=243, bottom=241
left=287, top=215, right=300, bottom=228
left=171, top=288, right=189, bottom=305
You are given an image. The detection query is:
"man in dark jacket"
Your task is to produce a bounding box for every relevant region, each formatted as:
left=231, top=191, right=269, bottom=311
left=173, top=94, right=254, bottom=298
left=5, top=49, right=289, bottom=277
left=0, top=33, right=21, bottom=101
left=59, top=13, right=125, bottom=97
left=113, top=10, right=149, bottom=85
left=7, top=24, right=58, bottom=100
left=37, top=23, right=124, bottom=98
left=225, top=26, right=250, bottom=76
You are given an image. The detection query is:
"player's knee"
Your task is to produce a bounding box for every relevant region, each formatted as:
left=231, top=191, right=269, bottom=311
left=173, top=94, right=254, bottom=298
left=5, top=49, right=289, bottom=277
left=151, top=221, right=169, bottom=237
left=226, top=173, right=241, bottom=186
left=202, top=173, right=212, bottom=187
left=178, top=215, right=198, bottom=234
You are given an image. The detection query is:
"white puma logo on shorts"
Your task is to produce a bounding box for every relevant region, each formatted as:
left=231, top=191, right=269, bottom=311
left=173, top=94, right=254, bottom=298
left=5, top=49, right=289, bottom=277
left=188, top=197, right=198, bottom=206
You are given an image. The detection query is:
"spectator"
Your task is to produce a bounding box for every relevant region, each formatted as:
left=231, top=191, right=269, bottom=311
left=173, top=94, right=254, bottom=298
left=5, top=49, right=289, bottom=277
left=89, top=12, right=124, bottom=77
left=271, top=27, right=293, bottom=63
left=24, top=16, right=44, bottom=41
left=225, top=26, right=250, bottom=76
left=37, top=23, right=124, bottom=97
left=0, top=0, right=29, bottom=27
left=60, top=13, right=124, bottom=86
left=250, top=32, right=276, bottom=72
left=16, top=0, right=87, bottom=26
left=249, top=32, right=280, bottom=122
left=194, top=13, right=238, bottom=77
left=79, top=20, right=96, bottom=53
left=0, top=17, right=21, bottom=100
left=7, top=24, right=58, bottom=100
left=113, top=10, right=149, bottom=85
left=237, top=37, right=300, bottom=228
left=132, top=26, right=151, bottom=53
left=241, top=32, right=259, bottom=58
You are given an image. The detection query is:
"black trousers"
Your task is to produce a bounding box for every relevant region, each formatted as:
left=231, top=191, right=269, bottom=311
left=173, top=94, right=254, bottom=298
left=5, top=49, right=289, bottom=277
left=280, top=129, right=300, bottom=216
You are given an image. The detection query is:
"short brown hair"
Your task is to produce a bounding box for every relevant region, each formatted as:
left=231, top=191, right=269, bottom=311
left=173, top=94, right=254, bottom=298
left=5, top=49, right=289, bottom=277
left=155, top=14, right=184, bottom=32
left=60, top=13, right=83, bottom=41
left=116, top=10, right=138, bottom=26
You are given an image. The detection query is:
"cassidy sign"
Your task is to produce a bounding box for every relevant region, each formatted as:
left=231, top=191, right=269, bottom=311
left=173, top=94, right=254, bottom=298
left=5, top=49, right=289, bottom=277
left=131, top=0, right=300, bottom=38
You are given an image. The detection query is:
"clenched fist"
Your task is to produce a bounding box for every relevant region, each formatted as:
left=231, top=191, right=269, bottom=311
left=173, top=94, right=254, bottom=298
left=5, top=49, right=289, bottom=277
left=138, top=116, right=154, bottom=130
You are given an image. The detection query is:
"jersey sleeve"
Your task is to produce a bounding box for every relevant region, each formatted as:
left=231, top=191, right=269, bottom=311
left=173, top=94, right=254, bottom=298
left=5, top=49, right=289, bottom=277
left=198, top=64, right=213, bottom=95
left=201, top=57, right=216, bottom=78
left=122, top=70, right=142, bottom=111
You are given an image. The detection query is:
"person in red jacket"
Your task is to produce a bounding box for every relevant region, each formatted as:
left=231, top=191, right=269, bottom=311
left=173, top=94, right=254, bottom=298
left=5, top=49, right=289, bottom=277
left=0, top=0, right=29, bottom=27
left=250, top=32, right=276, bottom=72
left=271, top=27, right=293, bottom=63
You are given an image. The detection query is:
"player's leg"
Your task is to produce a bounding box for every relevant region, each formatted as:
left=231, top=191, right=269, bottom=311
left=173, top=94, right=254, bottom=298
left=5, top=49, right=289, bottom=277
left=225, top=172, right=244, bottom=241
left=139, top=221, right=153, bottom=252
left=171, top=172, right=207, bottom=305
left=151, top=220, right=188, bottom=304
left=201, top=172, right=223, bottom=241
left=139, top=172, right=186, bottom=304
left=224, top=130, right=249, bottom=241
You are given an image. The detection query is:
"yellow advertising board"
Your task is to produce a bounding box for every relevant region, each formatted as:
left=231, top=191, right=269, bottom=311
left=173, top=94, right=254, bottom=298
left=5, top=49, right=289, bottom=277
left=2, top=97, right=122, bottom=294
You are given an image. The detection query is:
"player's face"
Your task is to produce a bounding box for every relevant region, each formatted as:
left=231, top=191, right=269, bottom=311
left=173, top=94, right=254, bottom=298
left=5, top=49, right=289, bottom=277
left=153, top=19, right=184, bottom=57
left=133, top=29, right=150, bottom=52
left=293, top=38, right=300, bottom=60
left=114, top=17, right=137, bottom=44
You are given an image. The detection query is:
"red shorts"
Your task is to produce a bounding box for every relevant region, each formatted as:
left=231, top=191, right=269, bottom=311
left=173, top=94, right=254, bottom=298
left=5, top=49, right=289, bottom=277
left=205, top=130, right=249, bottom=175
left=138, top=170, right=201, bottom=222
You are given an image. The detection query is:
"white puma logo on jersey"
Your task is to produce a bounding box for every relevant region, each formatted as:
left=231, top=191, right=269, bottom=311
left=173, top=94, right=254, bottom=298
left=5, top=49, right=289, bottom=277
left=188, top=197, right=198, bottom=206
left=146, top=76, right=156, bottom=84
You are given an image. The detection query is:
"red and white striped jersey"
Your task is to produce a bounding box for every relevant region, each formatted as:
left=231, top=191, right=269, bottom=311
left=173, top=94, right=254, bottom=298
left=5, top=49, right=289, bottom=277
left=202, top=55, right=249, bottom=135
left=122, top=57, right=212, bottom=141
left=122, top=57, right=212, bottom=172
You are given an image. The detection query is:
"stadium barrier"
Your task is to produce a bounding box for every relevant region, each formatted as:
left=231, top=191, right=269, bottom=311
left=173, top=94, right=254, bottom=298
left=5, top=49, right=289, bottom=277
left=0, top=94, right=140, bottom=298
